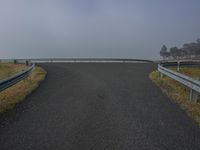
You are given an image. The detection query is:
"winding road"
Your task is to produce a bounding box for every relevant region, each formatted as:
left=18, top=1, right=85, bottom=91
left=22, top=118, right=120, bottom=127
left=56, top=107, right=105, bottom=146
left=0, top=63, right=200, bottom=150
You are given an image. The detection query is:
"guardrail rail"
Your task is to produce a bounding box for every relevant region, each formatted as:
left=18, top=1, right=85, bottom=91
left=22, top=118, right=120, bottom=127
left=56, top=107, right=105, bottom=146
left=0, top=58, right=153, bottom=64
left=158, top=62, right=200, bottom=102
left=0, top=64, right=35, bottom=92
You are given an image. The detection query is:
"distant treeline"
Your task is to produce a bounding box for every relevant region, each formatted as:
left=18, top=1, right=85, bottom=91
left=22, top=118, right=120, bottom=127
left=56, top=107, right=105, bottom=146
left=160, top=38, right=200, bottom=59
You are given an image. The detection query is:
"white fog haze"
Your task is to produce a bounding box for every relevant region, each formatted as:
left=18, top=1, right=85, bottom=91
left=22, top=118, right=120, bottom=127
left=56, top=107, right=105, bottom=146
left=0, top=0, right=200, bottom=59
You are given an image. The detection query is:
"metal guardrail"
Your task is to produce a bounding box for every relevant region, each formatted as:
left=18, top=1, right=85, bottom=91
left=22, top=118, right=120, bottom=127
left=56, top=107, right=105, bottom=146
left=158, top=62, right=200, bottom=102
left=29, top=58, right=153, bottom=63
left=0, top=58, right=153, bottom=63
left=0, top=64, right=35, bottom=92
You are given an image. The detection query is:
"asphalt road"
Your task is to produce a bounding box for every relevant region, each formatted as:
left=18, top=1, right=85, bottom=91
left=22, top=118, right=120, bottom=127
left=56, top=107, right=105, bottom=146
left=0, top=63, right=200, bottom=150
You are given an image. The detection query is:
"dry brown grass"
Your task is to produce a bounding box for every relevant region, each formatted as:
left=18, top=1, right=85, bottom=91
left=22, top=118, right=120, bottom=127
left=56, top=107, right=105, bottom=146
left=0, top=63, right=26, bottom=80
left=0, top=66, right=46, bottom=112
left=172, top=67, right=200, bottom=79
left=150, top=69, right=200, bottom=126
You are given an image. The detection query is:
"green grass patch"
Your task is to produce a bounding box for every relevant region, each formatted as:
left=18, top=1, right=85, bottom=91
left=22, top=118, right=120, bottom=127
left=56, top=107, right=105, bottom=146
left=0, top=65, right=47, bottom=112
left=150, top=69, right=200, bottom=126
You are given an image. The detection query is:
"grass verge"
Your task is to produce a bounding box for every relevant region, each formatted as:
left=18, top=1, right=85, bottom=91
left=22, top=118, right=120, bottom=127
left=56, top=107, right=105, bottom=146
left=0, top=63, right=26, bottom=80
left=172, top=67, right=200, bottom=79
left=150, top=69, right=200, bottom=126
left=0, top=66, right=47, bottom=112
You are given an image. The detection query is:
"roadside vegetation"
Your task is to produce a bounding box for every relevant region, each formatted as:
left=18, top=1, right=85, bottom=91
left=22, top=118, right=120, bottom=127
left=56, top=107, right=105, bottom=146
left=0, top=63, right=26, bottom=80
left=160, top=38, right=200, bottom=60
left=150, top=67, right=200, bottom=126
left=0, top=63, right=46, bottom=112
left=172, top=67, right=200, bottom=79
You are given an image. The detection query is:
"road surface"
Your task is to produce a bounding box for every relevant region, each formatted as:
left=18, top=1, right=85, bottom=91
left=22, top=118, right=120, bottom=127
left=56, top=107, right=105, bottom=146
left=0, top=63, right=200, bottom=150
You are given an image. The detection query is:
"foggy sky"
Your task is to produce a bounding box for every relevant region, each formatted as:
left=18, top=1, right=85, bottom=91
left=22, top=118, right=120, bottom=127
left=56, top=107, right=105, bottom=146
left=0, top=0, right=200, bottom=59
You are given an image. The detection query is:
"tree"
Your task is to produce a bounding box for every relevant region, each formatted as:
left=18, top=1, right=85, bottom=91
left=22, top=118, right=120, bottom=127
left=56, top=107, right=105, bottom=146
left=182, top=42, right=199, bottom=57
left=179, top=48, right=186, bottom=58
left=196, top=39, right=200, bottom=56
left=197, top=38, right=200, bottom=44
left=160, top=45, right=168, bottom=59
left=160, top=38, right=200, bottom=59
left=182, top=43, right=191, bottom=57
left=190, top=42, right=199, bottom=56
left=169, top=47, right=179, bottom=59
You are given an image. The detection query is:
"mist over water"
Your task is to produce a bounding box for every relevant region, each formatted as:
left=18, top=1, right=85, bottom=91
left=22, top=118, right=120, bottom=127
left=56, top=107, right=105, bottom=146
left=0, top=0, right=200, bottom=60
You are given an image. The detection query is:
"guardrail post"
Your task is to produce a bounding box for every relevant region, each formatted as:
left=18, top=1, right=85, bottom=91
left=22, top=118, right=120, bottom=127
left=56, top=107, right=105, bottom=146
left=190, top=89, right=198, bottom=102
left=177, top=61, right=180, bottom=71
left=25, top=60, right=29, bottom=66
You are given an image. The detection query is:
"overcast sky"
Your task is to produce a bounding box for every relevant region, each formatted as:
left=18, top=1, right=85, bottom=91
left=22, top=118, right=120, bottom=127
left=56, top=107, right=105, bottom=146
left=0, top=0, right=200, bottom=59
